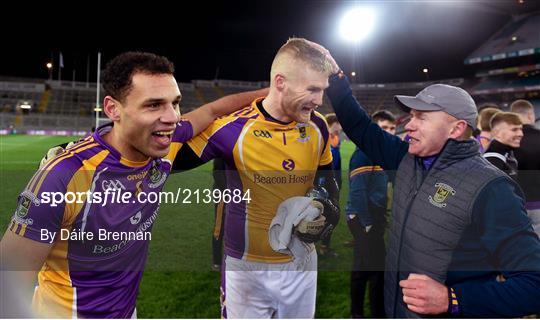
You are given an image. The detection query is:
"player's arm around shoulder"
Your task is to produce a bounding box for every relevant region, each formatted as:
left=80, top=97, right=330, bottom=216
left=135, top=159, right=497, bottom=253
left=170, top=111, right=245, bottom=171
left=182, top=88, right=269, bottom=136
left=38, top=137, right=89, bottom=169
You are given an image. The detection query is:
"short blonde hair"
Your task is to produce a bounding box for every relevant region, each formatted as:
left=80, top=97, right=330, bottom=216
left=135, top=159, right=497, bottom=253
left=510, top=99, right=534, bottom=115
left=478, top=107, right=500, bottom=131
left=270, top=38, right=333, bottom=83
left=490, top=112, right=522, bottom=129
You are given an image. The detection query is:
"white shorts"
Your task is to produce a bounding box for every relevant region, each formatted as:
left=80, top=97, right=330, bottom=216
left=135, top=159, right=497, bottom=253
left=221, top=250, right=317, bottom=318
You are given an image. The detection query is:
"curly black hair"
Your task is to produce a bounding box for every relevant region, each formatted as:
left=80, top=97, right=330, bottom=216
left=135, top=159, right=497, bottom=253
left=102, top=52, right=175, bottom=102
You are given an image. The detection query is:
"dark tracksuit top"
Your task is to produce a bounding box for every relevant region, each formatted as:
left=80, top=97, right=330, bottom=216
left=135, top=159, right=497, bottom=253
left=326, top=74, right=540, bottom=317
left=346, top=148, right=388, bottom=227
left=514, top=124, right=540, bottom=206
left=483, top=139, right=519, bottom=180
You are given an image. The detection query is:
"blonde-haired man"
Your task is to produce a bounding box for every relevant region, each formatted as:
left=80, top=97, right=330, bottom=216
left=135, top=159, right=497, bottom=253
left=511, top=99, right=540, bottom=236
left=475, top=106, right=500, bottom=152
left=173, top=38, right=340, bottom=318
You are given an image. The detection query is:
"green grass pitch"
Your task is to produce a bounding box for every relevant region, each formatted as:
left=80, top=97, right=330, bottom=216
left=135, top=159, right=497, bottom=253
left=0, top=134, right=369, bottom=318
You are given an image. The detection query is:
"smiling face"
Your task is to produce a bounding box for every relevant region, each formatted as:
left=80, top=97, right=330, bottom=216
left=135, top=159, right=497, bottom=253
left=404, top=110, right=461, bottom=157
left=280, top=64, right=329, bottom=123
left=106, top=73, right=181, bottom=161
left=492, top=121, right=523, bottom=148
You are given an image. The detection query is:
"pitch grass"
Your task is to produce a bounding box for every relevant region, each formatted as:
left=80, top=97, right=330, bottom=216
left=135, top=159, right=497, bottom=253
left=0, top=134, right=371, bottom=318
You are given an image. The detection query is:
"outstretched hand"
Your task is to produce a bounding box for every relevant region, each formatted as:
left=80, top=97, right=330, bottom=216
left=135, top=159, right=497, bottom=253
left=305, top=40, right=340, bottom=74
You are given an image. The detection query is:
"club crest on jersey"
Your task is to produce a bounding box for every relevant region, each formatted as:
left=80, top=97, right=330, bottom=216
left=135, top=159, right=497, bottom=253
left=282, top=159, right=295, bottom=171
left=15, top=195, right=32, bottom=218
left=296, top=124, right=310, bottom=142
left=428, top=182, right=456, bottom=208
left=130, top=211, right=142, bottom=225
left=20, top=190, right=41, bottom=206
left=149, top=164, right=167, bottom=188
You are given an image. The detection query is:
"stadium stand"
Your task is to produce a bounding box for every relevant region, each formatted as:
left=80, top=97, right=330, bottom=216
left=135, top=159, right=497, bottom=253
left=0, top=76, right=474, bottom=133
left=349, top=78, right=466, bottom=116
left=2, top=10, right=539, bottom=134
left=465, top=12, right=540, bottom=65
left=465, top=11, right=540, bottom=112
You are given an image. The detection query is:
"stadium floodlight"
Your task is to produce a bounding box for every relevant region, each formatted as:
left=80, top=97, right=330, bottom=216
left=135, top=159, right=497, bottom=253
left=46, top=62, right=53, bottom=80
left=423, top=68, right=430, bottom=81
left=339, top=7, right=376, bottom=43
left=351, top=71, right=356, bottom=77
left=94, top=106, right=103, bottom=112
left=19, top=101, right=32, bottom=109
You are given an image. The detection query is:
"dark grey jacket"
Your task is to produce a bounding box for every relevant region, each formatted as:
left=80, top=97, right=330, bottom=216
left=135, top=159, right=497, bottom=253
left=385, top=139, right=509, bottom=318
left=327, top=75, right=540, bottom=318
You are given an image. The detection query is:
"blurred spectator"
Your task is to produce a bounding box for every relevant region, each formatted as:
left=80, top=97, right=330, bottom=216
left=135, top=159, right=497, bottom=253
left=325, top=113, right=343, bottom=189
left=346, top=110, right=396, bottom=318
left=211, top=158, right=227, bottom=271
left=511, top=99, right=540, bottom=237
left=483, top=112, right=523, bottom=180
left=318, top=113, right=342, bottom=258
left=476, top=106, right=500, bottom=153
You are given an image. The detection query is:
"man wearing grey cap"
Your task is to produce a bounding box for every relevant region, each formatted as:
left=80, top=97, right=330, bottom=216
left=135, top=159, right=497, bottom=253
left=308, top=42, right=540, bottom=318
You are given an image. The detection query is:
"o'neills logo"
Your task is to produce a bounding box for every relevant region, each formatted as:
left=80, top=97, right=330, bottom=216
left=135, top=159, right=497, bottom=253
left=127, top=170, right=148, bottom=181
left=253, top=173, right=312, bottom=184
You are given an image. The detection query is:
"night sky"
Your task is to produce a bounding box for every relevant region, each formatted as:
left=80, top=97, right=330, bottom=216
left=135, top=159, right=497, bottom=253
left=1, top=0, right=538, bottom=84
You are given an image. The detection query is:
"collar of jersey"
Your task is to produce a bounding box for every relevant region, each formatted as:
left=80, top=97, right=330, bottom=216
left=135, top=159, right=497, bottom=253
left=93, top=122, right=151, bottom=168
left=252, top=98, right=299, bottom=130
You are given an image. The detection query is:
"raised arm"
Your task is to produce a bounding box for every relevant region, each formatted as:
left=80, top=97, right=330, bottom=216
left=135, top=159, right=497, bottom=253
left=182, top=88, right=268, bottom=136
left=306, top=41, right=408, bottom=170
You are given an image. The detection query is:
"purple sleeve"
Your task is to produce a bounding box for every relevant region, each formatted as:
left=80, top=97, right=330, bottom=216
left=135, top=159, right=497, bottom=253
left=172, top=119, right=194, bottom=143
left=9, top=171, right=68, bottom=243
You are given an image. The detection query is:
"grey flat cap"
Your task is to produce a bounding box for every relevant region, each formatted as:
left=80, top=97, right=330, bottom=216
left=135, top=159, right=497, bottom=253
left=394, top=84, right=477, bottom=129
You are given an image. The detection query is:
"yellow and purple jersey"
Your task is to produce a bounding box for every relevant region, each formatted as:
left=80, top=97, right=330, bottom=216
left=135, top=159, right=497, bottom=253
left=187, top=98, right=332, bottom=263
left=8, top=121, right=192, bottom=318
